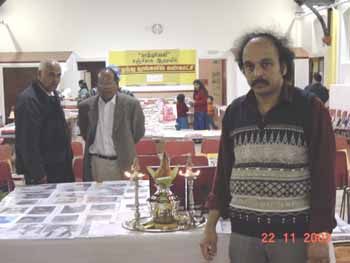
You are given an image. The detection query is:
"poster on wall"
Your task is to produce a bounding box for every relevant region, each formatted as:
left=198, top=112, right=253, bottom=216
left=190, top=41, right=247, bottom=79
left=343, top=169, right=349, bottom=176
left=109, top=49, right=196, bottom=86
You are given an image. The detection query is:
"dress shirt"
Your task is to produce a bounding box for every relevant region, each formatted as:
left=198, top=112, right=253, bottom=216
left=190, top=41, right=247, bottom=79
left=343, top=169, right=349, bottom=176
left=89, top=95, right=117, bottom=157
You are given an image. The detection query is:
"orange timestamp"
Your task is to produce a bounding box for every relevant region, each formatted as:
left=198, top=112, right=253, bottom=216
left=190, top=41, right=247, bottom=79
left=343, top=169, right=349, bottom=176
left=261, top=232, right=332, bottom=244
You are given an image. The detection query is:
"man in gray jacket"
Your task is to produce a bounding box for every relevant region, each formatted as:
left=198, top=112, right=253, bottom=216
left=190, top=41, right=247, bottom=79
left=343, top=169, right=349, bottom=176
left=78, top=67, right=145, bottom=181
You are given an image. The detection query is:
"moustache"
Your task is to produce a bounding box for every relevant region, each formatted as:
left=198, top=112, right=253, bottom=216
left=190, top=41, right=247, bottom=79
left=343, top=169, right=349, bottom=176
left=251, top=78, right=269, bottom=87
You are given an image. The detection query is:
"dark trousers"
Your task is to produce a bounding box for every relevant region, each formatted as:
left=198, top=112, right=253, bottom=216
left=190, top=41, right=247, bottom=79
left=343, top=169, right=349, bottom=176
left=45, top=161, right=75, bottom=184
left=176, top=117, right=189, bottom=130
left=207, top=115, right=218, bottom=129
left=194, top=111, right=208, bottom=130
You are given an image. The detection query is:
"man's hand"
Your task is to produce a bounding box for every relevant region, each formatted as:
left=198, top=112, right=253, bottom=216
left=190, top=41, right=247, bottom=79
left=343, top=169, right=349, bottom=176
left=307, top=242, right=330, bottom=263
left=93, top=176, right=103, bottom=183
left=200, top=228, right=218, bottom=261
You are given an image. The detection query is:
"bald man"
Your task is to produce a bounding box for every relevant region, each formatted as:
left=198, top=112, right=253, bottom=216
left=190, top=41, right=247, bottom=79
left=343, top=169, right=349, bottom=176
left=15, top=60, right=74, bottom=185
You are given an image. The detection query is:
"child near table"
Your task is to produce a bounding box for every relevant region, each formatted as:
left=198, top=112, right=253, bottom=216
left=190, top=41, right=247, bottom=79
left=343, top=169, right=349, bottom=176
left=175, top=94, right=189, bottom=130
left=207, top=96, right=218, bottom=130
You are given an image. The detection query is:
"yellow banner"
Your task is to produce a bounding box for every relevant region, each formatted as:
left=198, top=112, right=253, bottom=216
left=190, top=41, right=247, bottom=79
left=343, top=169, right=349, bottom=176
left=109, top=49, right=196, bottom=86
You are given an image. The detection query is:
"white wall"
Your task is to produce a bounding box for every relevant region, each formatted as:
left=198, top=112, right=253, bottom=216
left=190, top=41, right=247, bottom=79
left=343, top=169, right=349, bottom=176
left=294, top=59, right=309, bottom=89
left=330, top=84, right=350, bottom=111
left=295, top=9, right=329, bottom=57
left=337, top=3, right=350, bottom=84
left=58, top=53, right=80, bottom=97
left=235, top=66, right=251, bottom=99
left=0, top=0, right=299, bottom=105
left=0, top=0, right=297, bottom=57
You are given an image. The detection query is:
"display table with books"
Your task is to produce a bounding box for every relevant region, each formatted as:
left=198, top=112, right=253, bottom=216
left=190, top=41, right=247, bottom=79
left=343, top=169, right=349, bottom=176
left=144, top=129, right=221, bottom=140
left=0, top=181, right=230, bottom=263
left=0, top=108, right=79, bottom=140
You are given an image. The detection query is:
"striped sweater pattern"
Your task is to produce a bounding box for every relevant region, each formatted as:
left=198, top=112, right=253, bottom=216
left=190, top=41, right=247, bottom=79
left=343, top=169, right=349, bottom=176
left=229, top=124, right=311, bottom=237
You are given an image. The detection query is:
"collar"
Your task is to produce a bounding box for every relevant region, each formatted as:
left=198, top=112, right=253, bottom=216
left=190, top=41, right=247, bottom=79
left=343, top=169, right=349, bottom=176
left=36, top=80, right=55, bottom=96
left=98, top=94, right=116, bottom=106
left=33, top=80, right=57, bottom=100
left=244, top=82, right=294, bottom=109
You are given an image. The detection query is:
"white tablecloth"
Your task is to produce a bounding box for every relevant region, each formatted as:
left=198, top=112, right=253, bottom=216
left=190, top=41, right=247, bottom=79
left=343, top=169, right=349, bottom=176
left=0, top=181, right=230, bottom=263
left=0, top=181, right=344, bottom=263
left=145, top=129, right=221, bottom=140
left=0, top=232, right=230, bottom=263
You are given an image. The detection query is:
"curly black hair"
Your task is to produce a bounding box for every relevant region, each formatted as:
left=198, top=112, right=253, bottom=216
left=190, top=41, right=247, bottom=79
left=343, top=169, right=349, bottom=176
left=234, top=30, right=295, bottom=82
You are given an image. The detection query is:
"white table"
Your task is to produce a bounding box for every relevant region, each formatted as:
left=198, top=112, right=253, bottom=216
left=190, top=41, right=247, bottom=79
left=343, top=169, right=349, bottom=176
left=0, top=181, right=230, bottom=263
left=0, top=232, right=230, bottom=263
left=145, top=129, right=221, bottom=140
left=1, top=181, right=344, bottom=263
left=0, top=123, right=15, bottom=139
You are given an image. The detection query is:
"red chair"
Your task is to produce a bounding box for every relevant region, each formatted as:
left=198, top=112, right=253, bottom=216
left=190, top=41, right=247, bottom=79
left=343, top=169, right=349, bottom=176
left=170, top=155, right=208, bottom=166
left=201, top=139, right=220, bottom=154
left=138, top=155, right=160, bottom=179
left=336, top=151, right=348, bottom=188
left=164, top=140, right=195, bottom=158
left=335, top=110, right=343, bottom=127
left=71, top=141, right=84, bottom=157
left=172, top=166, right=216, bottom=210
left=64, top=105, right=78, bottom=110
left=336, top=136, right=349, bottom=151
left=0, top=144, right=12, bottom=161
left=136, top=140, right=158, bottom=155
left=329, top=109, right=336, bottom=118
left=335, top=151, right=350, bottom=219
left=337, top=110, right=342, bottom=118
left=149, top=166, right=215, bottom=210
left=73, top=157, right=83, bottom=182
left=192, top=166, right=216, bottom=210
left=0, top=160, right=14, bottom=192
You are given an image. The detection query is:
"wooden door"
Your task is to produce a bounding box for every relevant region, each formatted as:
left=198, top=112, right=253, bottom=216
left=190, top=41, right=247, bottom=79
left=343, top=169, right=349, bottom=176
left=3, top=67, right=38, bottom=123
left=309, top=57, right=324, bottom=85
left=77, top=61, right=106, bottom=89
left=198, top=59, right=227, bottom=105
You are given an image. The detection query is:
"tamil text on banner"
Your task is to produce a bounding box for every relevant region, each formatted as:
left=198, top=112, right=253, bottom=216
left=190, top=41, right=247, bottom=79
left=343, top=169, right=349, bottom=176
left=109, top=49, right=196, bottom=86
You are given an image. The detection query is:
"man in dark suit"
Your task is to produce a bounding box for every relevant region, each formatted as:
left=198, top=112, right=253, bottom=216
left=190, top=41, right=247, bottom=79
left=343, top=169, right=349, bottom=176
left=305, top=72, right=329, bottom=104
left=15, top=60, right=74, bottom=185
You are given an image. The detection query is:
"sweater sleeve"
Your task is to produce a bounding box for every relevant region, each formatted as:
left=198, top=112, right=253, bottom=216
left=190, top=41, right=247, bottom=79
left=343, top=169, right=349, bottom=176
left=206, top=107, right=234, bottom=218
left=308, top=98, right=337, bottom=233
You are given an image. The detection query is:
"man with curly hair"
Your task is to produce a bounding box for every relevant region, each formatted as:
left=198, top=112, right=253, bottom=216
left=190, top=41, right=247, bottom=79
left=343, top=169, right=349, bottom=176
left=200, top=30, right=336, bottom=263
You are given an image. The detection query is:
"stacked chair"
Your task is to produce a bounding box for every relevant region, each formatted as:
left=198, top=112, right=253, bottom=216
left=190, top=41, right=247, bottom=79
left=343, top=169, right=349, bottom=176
left=136, top=140, right=159, bottom=179
left=164, top=140, right=195, bottom=158
left=201, top=139, right=220, bottom=154
left=72, top=141, right=84, bottom=182
left=331, top=108, right=350, bottom=137
left=335, top=135, right=350, bottom=221
left=0, top=144, right=14, bottom=194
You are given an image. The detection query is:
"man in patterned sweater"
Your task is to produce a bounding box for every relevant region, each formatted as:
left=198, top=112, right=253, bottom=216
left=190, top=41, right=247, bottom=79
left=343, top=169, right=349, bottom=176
left=200, top=30, right=336, bottom=263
